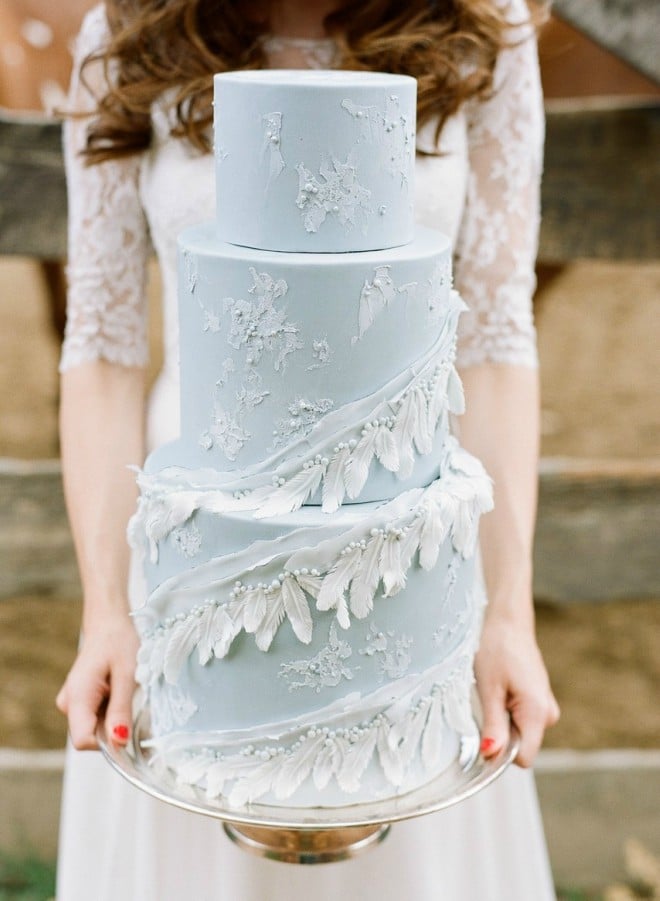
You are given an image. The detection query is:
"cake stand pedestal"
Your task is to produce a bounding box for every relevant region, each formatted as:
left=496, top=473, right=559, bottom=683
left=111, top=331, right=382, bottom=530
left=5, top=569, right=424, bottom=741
left=222, top=822, right=390, bottom=864
left=97, top=708, right=518, bottom=865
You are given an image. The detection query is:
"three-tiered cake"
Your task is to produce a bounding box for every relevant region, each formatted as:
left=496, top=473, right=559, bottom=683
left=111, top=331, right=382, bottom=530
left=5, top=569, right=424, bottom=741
left=130, top=70, right=493, bottom=808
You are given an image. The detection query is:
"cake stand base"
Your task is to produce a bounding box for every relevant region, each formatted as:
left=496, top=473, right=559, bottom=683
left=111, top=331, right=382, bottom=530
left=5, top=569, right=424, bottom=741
left=223, top=822, right=391, bottom=864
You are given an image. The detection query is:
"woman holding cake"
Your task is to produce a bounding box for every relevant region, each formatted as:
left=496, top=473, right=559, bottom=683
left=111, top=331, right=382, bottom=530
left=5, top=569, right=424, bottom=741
left=56, top=0, right=559, bottom=898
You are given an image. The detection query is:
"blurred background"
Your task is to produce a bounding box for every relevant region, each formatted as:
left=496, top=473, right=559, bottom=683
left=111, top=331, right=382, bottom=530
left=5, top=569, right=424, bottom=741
left=0, top=1, right=658, bottom=898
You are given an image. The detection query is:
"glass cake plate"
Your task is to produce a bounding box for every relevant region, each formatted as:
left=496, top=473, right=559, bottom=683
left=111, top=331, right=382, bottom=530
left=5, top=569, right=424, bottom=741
left=98, top=704, right=519, bottom=864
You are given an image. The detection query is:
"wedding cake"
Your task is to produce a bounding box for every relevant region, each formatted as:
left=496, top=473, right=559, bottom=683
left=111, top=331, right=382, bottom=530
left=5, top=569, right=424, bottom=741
left=130, top=70, right=493, bottom=809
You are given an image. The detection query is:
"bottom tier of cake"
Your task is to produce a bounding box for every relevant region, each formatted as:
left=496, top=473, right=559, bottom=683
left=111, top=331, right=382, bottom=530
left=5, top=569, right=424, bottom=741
left=134, top=438, right=492, bottom=808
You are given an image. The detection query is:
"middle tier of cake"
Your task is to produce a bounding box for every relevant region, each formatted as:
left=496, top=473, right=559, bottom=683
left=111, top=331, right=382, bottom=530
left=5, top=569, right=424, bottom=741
left=149, top=224, right=456, bottom=484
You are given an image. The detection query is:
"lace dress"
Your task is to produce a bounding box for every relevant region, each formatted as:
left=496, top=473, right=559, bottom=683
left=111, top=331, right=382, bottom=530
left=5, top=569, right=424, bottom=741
left=57, top=4, right=554, bottom=899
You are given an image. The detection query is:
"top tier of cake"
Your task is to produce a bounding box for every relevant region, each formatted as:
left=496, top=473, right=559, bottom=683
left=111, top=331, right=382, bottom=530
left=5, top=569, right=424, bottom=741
left=214, top=70, right=417, bottom=253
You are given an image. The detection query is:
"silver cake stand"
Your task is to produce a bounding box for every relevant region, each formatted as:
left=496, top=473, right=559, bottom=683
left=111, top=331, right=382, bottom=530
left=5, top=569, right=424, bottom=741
left=98, top=707, right=518, bottom=865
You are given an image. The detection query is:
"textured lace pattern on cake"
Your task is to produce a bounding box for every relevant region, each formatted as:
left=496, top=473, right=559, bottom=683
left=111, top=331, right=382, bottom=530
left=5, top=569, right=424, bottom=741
left=278, top=621, right=355, bottom=693
left=60, top=0, right=542, bottom=373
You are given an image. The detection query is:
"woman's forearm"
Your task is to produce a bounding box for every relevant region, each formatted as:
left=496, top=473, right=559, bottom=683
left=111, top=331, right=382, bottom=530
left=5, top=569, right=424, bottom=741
left=458, top=363, right=540, bottom=629
left=60, top=361, right=146, bottom=630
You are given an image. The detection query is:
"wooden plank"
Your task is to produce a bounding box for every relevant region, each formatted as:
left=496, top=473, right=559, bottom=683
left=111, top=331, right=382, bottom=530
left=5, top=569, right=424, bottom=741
left=1, top=456, right=659, bottom=602
left=534, top=457, right=660, bottom=602
left=0, top=112, right=67, bottom=259
left=540, top=102, right=660, bottom=263
left=536, top=750, right=660, bottom=891
left=539, top=16, right=660, bottom=101
left=553, top=0, right=660, bottom=84
left=0, top=458, right=79, bottom=598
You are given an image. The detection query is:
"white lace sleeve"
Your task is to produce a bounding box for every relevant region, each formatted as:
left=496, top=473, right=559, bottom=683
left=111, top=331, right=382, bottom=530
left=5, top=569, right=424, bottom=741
left=59, top=5, right=150, bottom=372
left=454, top=0, right=544, bottom=369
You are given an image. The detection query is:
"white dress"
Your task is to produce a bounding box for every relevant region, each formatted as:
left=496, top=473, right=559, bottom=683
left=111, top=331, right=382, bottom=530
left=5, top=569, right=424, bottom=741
left=57, top=4, right=554, bottom=899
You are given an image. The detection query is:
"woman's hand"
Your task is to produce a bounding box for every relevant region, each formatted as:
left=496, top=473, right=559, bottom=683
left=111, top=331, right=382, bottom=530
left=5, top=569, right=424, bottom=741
left=56, top=607, right=139, bottom=751
left=474, top=607, right=559, bottom=768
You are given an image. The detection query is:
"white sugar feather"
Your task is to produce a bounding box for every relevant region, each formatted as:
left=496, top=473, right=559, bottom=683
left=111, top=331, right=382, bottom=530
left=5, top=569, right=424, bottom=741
left=203, top=760, right=230, bottom=799
left=476, top=477, right=495, bottom=513
left=138, top=491, right=200, bottom=562
left=435, top=491, right=462, bottom=538
left=444, top=475, right=478, bottom=502
left=321, top=444, right=351, bottom=512
left=447, top=366, right=465, bottom=414
left=376, top=723, right=405, bottom=786
left=242, top=586, right=269, bottom=633
left=227, top=757, right=282, bottom=807
left=336, top=728, right=379, bottom=793
left=380, top=532, right=406, bottom=597
left=254, top=461, right=326, bottom=519
left=399, top=515, right=424, bottom=572
left=176, top=752, right=215, bottom=786
left=387, top=712, right=410, bottom=752
left=443, top=677, right=476, bottom=736
left=211, top=604, right=238, bottom=659
left=196, top=603, right=218, bottom=666
left=312, top=740, right=342, bottom=790
left=281, top=575, right=313, bottom=644
left=426, top=367, right=450, bottom=435
left=147, top=633, right=168, bottom=681
left=135, top=656, right=152, bottom=688
left=344, top=427, right=378, bottom=498
left=205, top=755, right=257, bottom=799
left=419, top=500, right=450, bottom=571
left=421, top=693, right=447, bottom=770
left=349, top=531, right=384, bottom=618
left=292, top=571, right=323, bottom=599
left=316, top=545, right=363, bottom=613
left=448, top=442, right=485, bottom=478
left=273, top=732, right=327, bottom=799
left=396, top=703, right=431, bottom=769
left=163, top=616, right=201, bottom=684
left=228, top=591, right=250, bottom=632
left=384, top=684, right=419, bottom=726
left=392, top=390, right=419, bottom=480
left=335, top=591, right=351, bottom=630
left=254, top=591, right=286, bottom=651
left=374, top=424, right=399, bottom=472
left=451, top=500, right=476, bottom=557
left=411, top=386, right=434, bottom=455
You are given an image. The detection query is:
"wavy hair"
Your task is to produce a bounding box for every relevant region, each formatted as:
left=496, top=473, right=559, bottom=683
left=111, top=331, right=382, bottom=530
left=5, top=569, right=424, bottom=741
left=80, top=0, right=534, bottom=163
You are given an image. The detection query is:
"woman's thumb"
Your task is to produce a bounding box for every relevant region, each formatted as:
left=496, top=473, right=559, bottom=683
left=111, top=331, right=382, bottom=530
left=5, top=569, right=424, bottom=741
left=105, top=665, right=136, bottom=746
left=478, top=684, right=510, bottom=758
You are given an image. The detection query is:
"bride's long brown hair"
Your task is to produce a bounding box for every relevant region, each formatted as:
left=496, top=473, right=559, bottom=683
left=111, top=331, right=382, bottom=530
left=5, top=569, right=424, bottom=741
left=81, top=0, right=533, bottom=163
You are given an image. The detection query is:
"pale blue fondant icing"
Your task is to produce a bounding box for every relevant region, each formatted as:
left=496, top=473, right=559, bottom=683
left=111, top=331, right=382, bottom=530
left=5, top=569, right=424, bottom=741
left=149, top=224, right=453, bottom=475
left=214, top=70, right=417, bottom=252
left=146, top=546, right=475, bottom=735
left=134, top=71, right=491, bottom=808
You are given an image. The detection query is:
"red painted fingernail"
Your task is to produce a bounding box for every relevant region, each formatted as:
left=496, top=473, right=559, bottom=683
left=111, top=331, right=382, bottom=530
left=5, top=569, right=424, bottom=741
left=480, top=737, right=496, bottom=754
left=112, top=724, right=129, bottom=742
